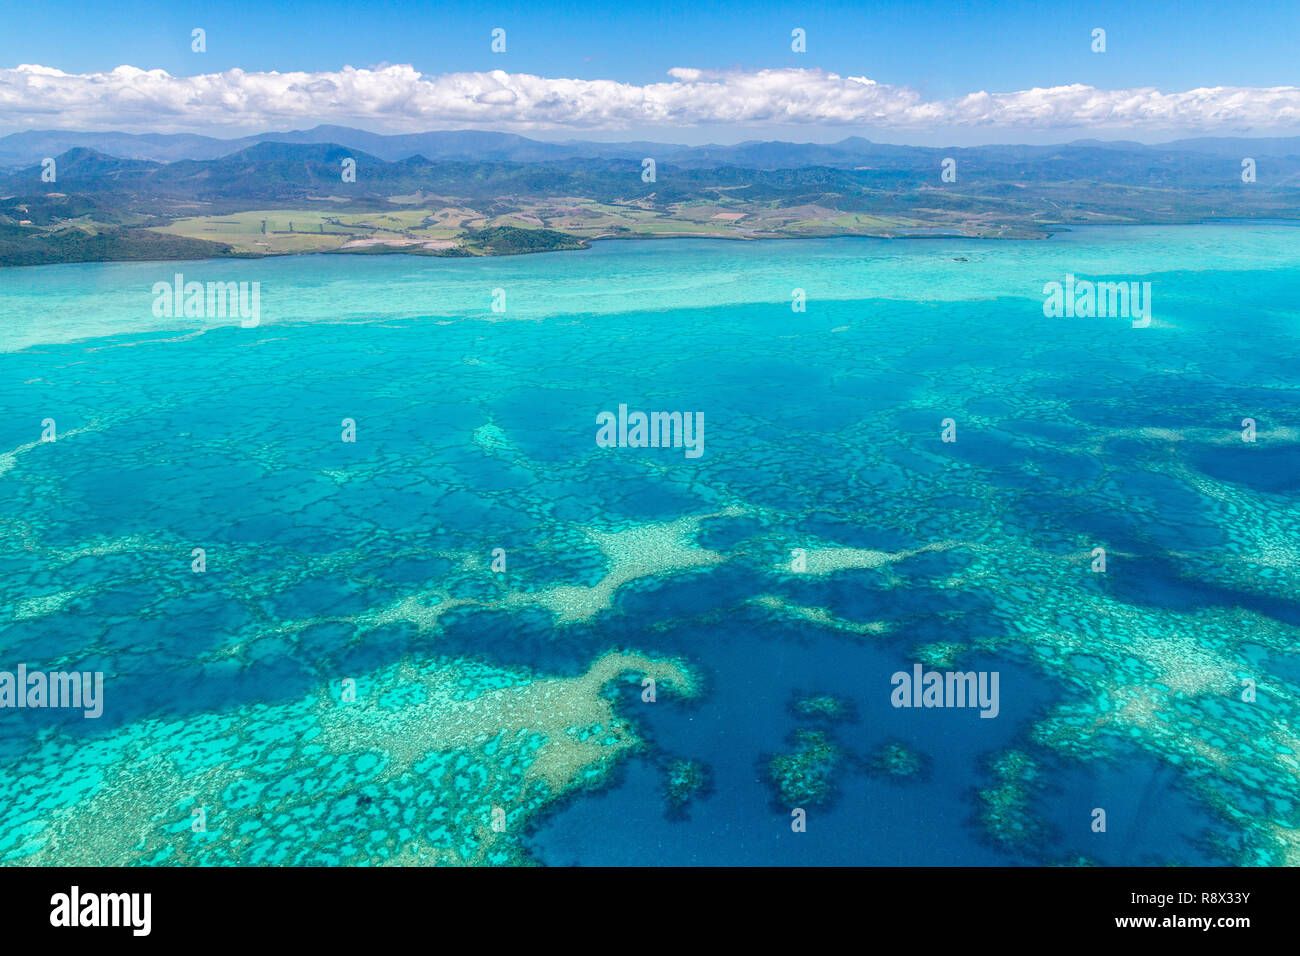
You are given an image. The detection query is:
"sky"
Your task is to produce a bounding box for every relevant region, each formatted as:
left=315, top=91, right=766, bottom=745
left=1, top=0, right=1298, bottom=144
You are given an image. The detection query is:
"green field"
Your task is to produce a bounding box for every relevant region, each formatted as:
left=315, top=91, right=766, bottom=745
left=143, top=196, right=974, bottom=258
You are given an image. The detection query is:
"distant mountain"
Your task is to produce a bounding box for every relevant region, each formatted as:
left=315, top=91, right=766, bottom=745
left=5, top=126, right=1300, bottom=173
left=42, top=147, right=161, bottom=179
left=251, top=126, right=653, bottom=163
left=5, top=138, right=1299, bottom=208
left=0, top=131, right=259, bottom=167
left=1159, top=136, right=1300, bottom=157
left=0, top=126, right=669, bottom=168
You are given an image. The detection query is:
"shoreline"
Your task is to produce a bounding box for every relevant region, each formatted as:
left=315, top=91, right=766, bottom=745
left=4, top=217, right=1300, bottom=271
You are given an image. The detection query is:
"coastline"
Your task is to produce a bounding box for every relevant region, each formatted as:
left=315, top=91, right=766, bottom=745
left=13, top=216, right=1300, bottom=271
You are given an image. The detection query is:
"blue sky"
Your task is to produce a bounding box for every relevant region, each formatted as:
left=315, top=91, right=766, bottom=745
left=6, top=0, right=1296, bottom=90
left=2, top=0, right=1298, bottom=143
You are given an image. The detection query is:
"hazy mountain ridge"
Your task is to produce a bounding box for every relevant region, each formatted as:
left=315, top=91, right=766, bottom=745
left=5, top=139, right=1299, bottom=204
left=3, top=125, right=1300, bottom=170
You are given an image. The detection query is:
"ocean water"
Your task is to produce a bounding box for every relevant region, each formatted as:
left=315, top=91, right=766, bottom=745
left=1, top=224, right=1298, bottom=866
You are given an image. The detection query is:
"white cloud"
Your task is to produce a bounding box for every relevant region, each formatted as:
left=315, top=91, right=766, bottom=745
left=1, top=63, right=1298, bottom=134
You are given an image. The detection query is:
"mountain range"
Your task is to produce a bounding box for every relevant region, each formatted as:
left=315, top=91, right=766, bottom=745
left=3, top=125, right=1300, bottom=170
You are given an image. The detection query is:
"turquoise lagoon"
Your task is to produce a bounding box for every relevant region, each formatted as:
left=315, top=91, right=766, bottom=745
left=1, top=224, right=1299, bottom=865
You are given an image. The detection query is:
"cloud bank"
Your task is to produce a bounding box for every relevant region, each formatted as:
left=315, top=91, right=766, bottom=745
left=3, top=63, right=1298, bottom=134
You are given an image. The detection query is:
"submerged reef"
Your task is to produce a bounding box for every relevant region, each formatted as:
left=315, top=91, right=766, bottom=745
left=748, top=594, right=889, bottom=638
left=662, top=758, right=711, bottom=818
left=912, top=641, right=966, bottom=670
left=1, top=650, right=699, bottom=866
left=792, top=693, right=854, bottom=722
left=867, top=741, right=931, bottom=782
left=766, top=729, right=844, bottom=807
left=976, top=750, right=1049, bottom=854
